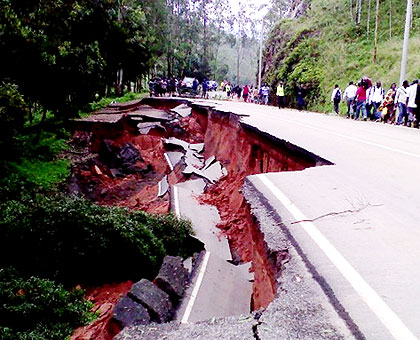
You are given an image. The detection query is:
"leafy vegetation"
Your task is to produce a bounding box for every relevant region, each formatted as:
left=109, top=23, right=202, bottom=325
left=0, top=194, right=193, bottom=286
left=262, top=0, right=420, bottom=112
left=0, top=268, right=94, bottom=340
left=0, top=0, right=162, bottom=119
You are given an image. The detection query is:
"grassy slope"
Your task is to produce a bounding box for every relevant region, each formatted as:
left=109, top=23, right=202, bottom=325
left=263, top=0, right=420, bottom=113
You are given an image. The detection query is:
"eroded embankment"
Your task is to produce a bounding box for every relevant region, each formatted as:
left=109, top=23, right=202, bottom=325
left=69, top=98, right=331, bottom=339
left=190, top=105, right=329, bottom=309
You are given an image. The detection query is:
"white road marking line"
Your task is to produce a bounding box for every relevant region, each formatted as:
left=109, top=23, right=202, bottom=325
left=173, top=185, right=180, bottom=217
left=181, top=251, right=211, bottom=324
left=164, top=152, right=174, bottom=171
left=256, top=115, right=420, bottom=159
left=257, top=173, right=417, bottom=340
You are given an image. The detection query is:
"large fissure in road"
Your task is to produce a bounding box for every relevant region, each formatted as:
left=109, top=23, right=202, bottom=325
left=70, top=98, right=331, bottom=338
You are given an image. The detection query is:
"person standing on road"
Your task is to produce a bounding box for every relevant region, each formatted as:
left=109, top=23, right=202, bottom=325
left=395, top=80, right=409, bottom=125
left=331, top=84, right=342, bottom=114
left=407, top=80, right=420, bottom=128
left=378, top=83, right=397, bottom=123
left=295, top=84, right=305, bottom=110
left=276, top=81, right=285, bottom=108
left=355, top=81, right=368, bottom=120
left=225, top=83, right=231, bottom=99
left=252, top=86, right=259, bottom=104
left=243, top=85, right=250, bottom=102
left=368, top=81, right=385, bottom=120
left=261, top=83, right=270, bottom=105
left=202, top=78, right=208, bottom=99
left=343, top=81, right=357, bottom=118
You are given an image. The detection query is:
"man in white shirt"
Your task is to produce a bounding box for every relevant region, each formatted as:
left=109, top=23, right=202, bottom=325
left=407, top=80, right=419, bottom=127
left=343, top=81, right=357, bottom=118
left=367, top=81, right=385, bottom=120
left=395, top=80, right=409, bottom=125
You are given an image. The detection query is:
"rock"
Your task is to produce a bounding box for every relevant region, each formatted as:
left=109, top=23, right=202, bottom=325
left=113, top=295, right=150, bottom=328
left=99, top=139, right=118, bottom=168
left=128, top=279, right=174, bottom=323
left=93, top=165, right=103, bottom=175
left=154, top=256, right=189, bottom=304
left=99, top=140, right=143, bottom=175
left=119, top=143, right=141, bottom=165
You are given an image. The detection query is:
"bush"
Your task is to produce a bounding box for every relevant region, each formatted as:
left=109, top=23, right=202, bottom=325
left=0, top=195, right=193, bottom=285
left=0, top=84, right=28, bottom=159
left=0, top=268, right=94, bottom=340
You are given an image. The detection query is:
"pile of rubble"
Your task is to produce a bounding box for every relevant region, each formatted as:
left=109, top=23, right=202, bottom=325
left=112, top=255, right=196, bottom=330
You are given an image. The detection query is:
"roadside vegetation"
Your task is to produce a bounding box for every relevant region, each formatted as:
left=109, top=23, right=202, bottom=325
left=0, top=2, right=194, bottom=337
left=0, top=83, right=193, bottom=339
left=262, top=0, right=420, bottom=112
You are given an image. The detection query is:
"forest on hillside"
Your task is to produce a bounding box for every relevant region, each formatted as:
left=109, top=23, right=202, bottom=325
left=261, top=0, right=420, bottom=111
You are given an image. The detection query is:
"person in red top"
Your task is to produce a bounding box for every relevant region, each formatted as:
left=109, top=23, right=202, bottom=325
left=243, top=85, right=250, bottom=102
left=355, top=80, right=368, bottom=120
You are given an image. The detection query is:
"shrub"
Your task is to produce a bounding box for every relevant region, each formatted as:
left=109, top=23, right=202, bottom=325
left=0, top=84, right=28, bottom=160
left=0, top=268, right=94, bottom=340
left=0, top=195, right=193, bottom=285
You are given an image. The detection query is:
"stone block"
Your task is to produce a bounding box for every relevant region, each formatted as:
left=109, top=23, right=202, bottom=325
left=113, top=295, right=150, bottom=328
left=154, top=256, right=189, bottom=304
left=128, top=279, right=174, bottom=323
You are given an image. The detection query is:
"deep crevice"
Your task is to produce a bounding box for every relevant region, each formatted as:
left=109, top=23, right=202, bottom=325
left=70, top=97, right=335, bottom=338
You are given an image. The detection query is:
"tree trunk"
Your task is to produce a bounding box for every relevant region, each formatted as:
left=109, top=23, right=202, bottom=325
left=367, top=0, right=371, bottom=37
left=373, top=0, right=380, bottom=63
left=236, top=36, right=240, bottom=84
left=356, top=0, right=363, bottom=26
left=389, top=0, right=392, bottom=39
left=350, top=0, right=355, bottom=22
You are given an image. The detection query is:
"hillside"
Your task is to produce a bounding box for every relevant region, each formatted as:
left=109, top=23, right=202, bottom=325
left=262, top=0, right=420, bottom=112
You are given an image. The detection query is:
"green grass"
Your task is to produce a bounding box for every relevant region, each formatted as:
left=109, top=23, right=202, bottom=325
left=264, top=0, right=420, bottom=113
left=79, top=91, right=148, bottom=117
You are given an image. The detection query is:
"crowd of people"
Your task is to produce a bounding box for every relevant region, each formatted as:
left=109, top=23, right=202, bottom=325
left=331, top=77, right=420, bottom=127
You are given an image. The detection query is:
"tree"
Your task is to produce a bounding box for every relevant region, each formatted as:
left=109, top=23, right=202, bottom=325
left=373, top=0, right=380, bottom=63
left=0, top=0, right=162, bottom=118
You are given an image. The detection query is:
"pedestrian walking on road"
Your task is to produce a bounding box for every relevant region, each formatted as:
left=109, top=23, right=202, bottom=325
left=378, top=83, right=396, bottom=123
left=343, top=81, right=357, bottom=118
left=261, top=83, right=270, bottom=105
left=243, top=85, right=250, bottom=102
left=295, top=84, right=305, bottom=110
left=395, top=80, right=409, bottom=125
left=368, top=81, right=385, bottom=120
left=202, top=78, right=208, bottom=99
left=355, top=81, right=368, bottom=120
left=225, top=83, right=231, bottom=99
left=407, top=80, right=420, bottom=128
left=276, top=81, right=285, bottom=108
left=331, top=84, right=341, bottom=114
left=252, top=87, right=259, bottom=103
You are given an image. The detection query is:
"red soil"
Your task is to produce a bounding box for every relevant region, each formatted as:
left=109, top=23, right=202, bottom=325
left=69, top=110, right=206, bottom=340
left=71, top=281, right=133, bottom=340
left=196, top=107, right=314, bottom=310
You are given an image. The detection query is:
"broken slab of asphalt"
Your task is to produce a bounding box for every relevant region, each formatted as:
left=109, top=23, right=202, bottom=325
left=115, top=185, right=354, bottom=339
left=114, top=97, right=357, bottom=340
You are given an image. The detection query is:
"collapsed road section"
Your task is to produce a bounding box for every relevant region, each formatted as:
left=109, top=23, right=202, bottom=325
left=71, top=97, right=355, bottom=339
